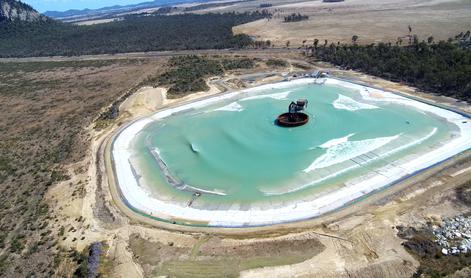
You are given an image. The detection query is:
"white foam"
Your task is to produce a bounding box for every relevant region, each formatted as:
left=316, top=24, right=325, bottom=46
left=382, top=128, right=437, bottom=158
left=304, top=134, right=400, bottom=172
left=183, top=185, right=227, bottom=196
left=326, top=78, right=458, bottom=120
left=112, top=78, right=471, bottom=227
left=213, top=102, right=243, bottom=112
left=263, top=127, right=439, bottom=196
left=190, top=143, right=199, bottom=153
left=240, top=90, right=292, bottom=101
left=315, top=133, right=355, bottom=149
left=333, top=94, right=379, bottom=111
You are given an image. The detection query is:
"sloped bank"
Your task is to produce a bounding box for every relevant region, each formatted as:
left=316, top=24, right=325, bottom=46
left=109, top=78, right=471, bottom=227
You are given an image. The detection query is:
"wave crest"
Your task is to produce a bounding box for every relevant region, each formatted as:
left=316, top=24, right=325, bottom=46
left=214, top=102, right=244, bottom=112
left=304, top=134, right=400, bottom=172
left=240, top=90, right=292, bottom=101
left=333, top=94, right=379, bottom=111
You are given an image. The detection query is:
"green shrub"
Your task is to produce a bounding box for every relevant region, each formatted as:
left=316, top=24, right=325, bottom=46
left=10, top=235, right=26, bottom=253
left=221, top=58, right=255, bottom=70
left=266, top=59, right=288, bottom=67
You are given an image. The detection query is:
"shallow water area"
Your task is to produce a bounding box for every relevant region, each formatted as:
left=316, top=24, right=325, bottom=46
left=112, top=78, right=471, bottom=227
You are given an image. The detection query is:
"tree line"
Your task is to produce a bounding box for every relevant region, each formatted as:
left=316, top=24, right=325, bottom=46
left=0, top=12, right=268, bottom=57
left=284, top=13, right=309, bottom=23
left=309, top=33, right=471, bottom=101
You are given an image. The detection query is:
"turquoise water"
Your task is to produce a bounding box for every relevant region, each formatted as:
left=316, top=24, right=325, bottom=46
left=129, top=82, right=454, bottom=208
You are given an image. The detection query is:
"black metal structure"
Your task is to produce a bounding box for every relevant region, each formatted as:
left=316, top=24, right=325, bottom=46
left=276, top=99, right=309, bottom=127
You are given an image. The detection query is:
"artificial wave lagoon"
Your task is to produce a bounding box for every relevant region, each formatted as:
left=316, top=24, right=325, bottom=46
left=112, top=78, right=471, bottom=227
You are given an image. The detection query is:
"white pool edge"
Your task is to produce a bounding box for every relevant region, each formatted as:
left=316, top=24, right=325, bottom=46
left=111, top=78, right=471, bottom=227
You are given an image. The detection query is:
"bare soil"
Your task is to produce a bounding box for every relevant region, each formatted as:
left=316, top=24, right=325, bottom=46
left=129, top=233, right=325, bottom=277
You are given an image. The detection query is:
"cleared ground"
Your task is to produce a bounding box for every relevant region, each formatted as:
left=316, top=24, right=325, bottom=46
left=129, top=234, right=325, bottom=277
left=2, top=50, right=470, bottom=277
left=232, top=0, right=471, bottom=46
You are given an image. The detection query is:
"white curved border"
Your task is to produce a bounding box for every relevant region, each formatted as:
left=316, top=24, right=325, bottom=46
left=112, top=78, right=471, bottom=227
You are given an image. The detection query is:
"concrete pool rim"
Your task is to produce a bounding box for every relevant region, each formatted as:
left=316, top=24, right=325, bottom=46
left=107, top=77, right=471, bottom=229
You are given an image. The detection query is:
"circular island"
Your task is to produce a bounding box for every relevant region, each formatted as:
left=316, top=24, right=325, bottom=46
left=276, top=99, right=309, bottom=127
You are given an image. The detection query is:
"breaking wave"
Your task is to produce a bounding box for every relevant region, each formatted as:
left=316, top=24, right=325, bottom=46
left=312, top=133, right=355, bottom=149
left=263, top=128, right=437, bottom=195
left=213, top=102, right=244, bottom=112
left=303, top=134, right=400, bottom=172
left=381, top=128, right=437, bottom=157
left=240, top=90, right=292, bottom=101
left=333, top=94, right=379, bottom=111
left=183, top=184, right=227, bottom=196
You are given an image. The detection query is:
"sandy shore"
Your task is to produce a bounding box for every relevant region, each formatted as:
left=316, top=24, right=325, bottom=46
left=109, top=77, right=471, bottom=227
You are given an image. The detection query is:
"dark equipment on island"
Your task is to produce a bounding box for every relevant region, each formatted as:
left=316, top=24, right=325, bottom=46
left=276, top=99, right=309, bottom=127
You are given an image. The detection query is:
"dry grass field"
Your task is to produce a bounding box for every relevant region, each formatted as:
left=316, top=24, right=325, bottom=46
left=232, top=0, right=471, bottom=46
left=0, top=58, right=160, bottom=276
left=67, top=0, right=471, bottom=47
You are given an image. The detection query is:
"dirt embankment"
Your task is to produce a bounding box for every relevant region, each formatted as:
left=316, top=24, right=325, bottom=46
left=38, top=53, right=471, bottom=278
